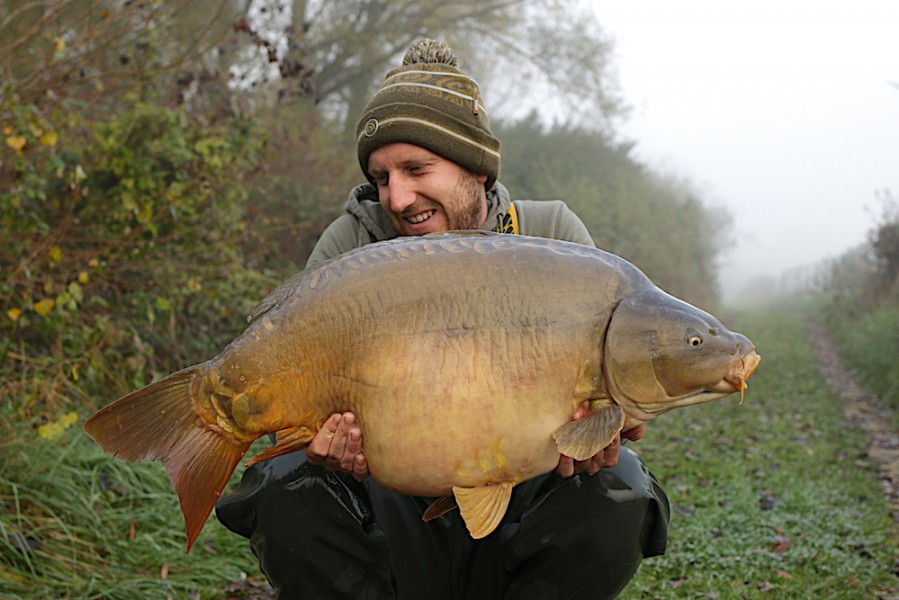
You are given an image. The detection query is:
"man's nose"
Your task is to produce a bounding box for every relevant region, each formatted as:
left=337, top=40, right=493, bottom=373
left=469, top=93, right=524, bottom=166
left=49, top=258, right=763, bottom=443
left=385, top=175, right=416, bottom=214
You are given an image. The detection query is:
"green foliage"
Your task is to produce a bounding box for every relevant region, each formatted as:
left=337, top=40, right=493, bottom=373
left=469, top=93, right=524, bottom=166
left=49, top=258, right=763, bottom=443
left=867, top=191, right=899, bottom=296
left=1, top=92, right=273, bottom=598
left=2, top=93, right=268, bottom=413
left=621, top=307, right=896, bottom=598
left=817, top=192, right=899, bottom=412
left=829, top=303, right=899, bottom=415
left=240, top=100, right=361, bottom=273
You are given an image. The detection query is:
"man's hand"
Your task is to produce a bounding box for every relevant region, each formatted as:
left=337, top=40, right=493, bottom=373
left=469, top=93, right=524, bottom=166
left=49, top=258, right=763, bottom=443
left=555, top=403, right=646, bottom=478
left=306, top=412, right=369, bottom=481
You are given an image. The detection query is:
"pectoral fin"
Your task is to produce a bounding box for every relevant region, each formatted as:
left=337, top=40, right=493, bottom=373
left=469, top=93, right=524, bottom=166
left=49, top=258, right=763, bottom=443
left=422, top=495, right=458, bottom=522
left=552, top=403, right=625, bottom=461
left=452, top=481, right=513, bottom=539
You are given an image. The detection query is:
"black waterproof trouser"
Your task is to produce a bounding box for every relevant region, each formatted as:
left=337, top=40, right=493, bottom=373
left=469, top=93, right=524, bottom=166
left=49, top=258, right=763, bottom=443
left=215, top=447, right=669, bottom=600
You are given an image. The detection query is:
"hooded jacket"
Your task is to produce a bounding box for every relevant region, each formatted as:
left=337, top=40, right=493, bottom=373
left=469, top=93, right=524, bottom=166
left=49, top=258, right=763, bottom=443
left=306, top=182, right=595, bottom=268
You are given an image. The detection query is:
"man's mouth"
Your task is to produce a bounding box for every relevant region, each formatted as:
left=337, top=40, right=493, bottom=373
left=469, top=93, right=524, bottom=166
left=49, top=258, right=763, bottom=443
left=405, top=210, right=436, bottom=224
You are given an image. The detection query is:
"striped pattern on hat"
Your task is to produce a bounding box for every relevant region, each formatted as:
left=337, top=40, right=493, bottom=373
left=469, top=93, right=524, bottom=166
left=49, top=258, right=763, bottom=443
left=356, top=39, right=501, bottom=191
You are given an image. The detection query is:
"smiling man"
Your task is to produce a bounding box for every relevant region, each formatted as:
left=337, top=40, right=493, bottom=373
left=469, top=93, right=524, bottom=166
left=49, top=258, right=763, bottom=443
left=216, top=39, right=670, bottom=600
left=368, top=143, right=487, bottom=235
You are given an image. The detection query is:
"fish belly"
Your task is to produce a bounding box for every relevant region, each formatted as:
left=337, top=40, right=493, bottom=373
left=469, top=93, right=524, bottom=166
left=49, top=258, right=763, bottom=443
left=346, top=328, right=583, bottom=496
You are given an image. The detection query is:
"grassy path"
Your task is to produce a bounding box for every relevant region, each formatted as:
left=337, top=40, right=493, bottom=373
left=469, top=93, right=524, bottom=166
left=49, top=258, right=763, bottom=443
left=621, top=306, right=897, bottom=599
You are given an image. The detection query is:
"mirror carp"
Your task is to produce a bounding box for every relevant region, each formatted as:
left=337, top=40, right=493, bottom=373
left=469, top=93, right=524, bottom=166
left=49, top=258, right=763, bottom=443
left=85, top=232, right=760, bottom=551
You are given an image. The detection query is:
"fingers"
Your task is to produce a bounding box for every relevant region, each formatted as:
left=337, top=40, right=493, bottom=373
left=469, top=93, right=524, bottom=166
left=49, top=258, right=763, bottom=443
left=352, top=452, right=369, bottom=482
left=556, top=455, right=575, bottom=478
left=597, top=435, right=620, bottom=470
left=307, top=413, right=368, bottom=479
left=557, top=434, right=624, bottom=478
left=622, top=424, right=646, bottom=443
left=306, top=413, right=342, bottom=464
left=572, top=400, right=591, bottom=420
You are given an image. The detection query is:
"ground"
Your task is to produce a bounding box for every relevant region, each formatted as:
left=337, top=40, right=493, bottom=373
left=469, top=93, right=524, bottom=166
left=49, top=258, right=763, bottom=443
left=804, top=318, right=899, bottom=527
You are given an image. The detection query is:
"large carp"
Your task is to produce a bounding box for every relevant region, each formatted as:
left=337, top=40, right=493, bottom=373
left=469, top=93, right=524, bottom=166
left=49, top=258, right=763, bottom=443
left=85, top=232, right=760, bottom=552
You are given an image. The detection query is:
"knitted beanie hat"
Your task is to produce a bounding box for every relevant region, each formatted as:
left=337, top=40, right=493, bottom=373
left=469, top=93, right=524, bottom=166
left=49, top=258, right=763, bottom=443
left=356, top=39, right=501, bottom=191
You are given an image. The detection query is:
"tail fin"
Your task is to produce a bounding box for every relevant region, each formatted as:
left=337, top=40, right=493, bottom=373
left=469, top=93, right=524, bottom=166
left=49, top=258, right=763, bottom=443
left=84, top=366, right=252, bottom=553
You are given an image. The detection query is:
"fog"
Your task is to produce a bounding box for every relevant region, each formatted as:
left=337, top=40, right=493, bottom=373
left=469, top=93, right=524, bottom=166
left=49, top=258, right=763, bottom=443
left=590, top=0, right=899, bottom=302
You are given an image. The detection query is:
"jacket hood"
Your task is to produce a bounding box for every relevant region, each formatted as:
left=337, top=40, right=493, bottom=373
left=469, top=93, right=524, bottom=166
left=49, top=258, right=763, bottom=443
left=342, top=182, right=513, bottom=242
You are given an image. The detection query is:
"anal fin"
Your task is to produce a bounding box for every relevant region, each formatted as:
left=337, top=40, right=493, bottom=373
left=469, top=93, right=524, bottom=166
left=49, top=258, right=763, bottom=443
left=452, top=481, right=513, bottom=539
left=422, top=495, right=459, bottom=522
left=552, top=403, right=625, bottom=461
left=246, top=425, right=315, bottom=466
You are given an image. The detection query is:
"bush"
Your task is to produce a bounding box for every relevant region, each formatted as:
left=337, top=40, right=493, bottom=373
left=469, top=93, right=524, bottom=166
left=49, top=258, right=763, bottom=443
left=830, top=303, right=899, bottom=414
left=1, top=93, right=270, bottom=424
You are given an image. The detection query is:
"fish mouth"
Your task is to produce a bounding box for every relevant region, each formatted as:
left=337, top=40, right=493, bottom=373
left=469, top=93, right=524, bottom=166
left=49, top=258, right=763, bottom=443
left=667, top=350, right=762, bottom=408
left=710, top=350, right=762, bottom=402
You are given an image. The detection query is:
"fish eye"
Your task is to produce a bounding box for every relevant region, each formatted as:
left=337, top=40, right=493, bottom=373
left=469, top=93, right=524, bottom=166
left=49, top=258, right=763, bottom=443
left=687, top=334, right=703, bottom=347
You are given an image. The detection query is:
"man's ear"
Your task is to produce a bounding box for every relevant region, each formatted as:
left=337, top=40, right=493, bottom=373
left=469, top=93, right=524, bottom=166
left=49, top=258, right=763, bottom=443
left=476, top=173, right=488, bottom=185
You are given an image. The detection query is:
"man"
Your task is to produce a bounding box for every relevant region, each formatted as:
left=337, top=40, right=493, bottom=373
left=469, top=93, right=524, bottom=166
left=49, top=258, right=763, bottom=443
left=216, top=39, right=669, bottom=599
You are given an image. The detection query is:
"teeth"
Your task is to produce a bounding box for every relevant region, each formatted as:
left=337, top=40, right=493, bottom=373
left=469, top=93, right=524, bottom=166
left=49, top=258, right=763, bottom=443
left=406, top=210, right=435, bottom=224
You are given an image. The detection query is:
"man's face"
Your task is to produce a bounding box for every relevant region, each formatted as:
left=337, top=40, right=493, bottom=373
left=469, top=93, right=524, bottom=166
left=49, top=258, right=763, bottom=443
left=367, top=143, right=489, bottom=236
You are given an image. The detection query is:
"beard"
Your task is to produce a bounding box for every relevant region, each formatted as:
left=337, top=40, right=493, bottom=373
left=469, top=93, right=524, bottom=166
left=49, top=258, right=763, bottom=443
left=444, top=170, right=486, bottom=231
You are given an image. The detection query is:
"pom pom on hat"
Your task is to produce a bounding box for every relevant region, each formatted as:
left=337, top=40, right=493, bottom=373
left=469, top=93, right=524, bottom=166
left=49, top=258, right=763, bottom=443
left=356, top=39, right=501, bottom=191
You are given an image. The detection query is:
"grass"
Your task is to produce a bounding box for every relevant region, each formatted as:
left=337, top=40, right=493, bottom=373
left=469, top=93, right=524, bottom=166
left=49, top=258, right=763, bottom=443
left=830, top=301, right=899, bottom=418
left=1, top=303, right=895, bottom=598
left=621, top=305, right=897, bottom=598
left=0, top=431, right=263, bottom=599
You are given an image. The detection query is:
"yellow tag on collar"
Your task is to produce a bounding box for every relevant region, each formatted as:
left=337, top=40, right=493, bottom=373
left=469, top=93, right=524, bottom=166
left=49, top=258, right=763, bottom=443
left=493, top=202, right=519, bottom=235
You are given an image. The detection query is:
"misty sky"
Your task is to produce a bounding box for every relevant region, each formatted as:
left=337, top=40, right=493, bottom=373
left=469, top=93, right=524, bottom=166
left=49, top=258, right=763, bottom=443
left=589, top=0, right=899, bottom=298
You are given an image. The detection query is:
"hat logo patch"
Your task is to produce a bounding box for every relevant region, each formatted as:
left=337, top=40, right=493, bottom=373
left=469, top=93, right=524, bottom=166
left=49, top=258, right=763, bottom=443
left=363, top=118, right=379, bottom=137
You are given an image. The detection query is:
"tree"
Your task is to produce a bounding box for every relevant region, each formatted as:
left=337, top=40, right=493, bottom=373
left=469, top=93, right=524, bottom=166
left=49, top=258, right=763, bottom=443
left=223, top=0, right=623, bottom=134
left=496, top=115, right=730, bottom=307
left=0, top=0, right=248, bottom=110
left=868, top=190, right=899, bottom=295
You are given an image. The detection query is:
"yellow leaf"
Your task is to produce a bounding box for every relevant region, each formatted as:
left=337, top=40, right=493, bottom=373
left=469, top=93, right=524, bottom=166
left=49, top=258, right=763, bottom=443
left=40, top=131, right=59, bottom=147
left=6, top=135, right=26, bottom=151
left=78, top=271, right=89, bottom=283
left=136, top=203, right=153, bottom=224
left=48, top=246, right=62, bottom=263
left=38, top=422, right=62, bottom=440
left=2, top=126, right=12, bottom=135
left=33, top=298, right=55, bottom=316
left=38, top=412, right=78, bottom=441
left=54, top=36, right=65, bottom=55
left=7, top=307, right=21, bottom=321
left=187, top=277, right=202, bottom=292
